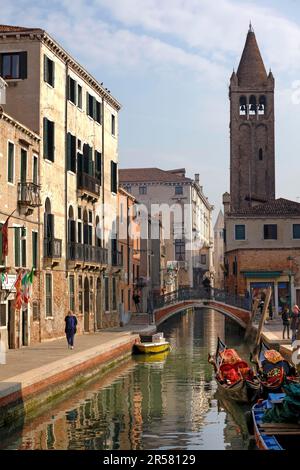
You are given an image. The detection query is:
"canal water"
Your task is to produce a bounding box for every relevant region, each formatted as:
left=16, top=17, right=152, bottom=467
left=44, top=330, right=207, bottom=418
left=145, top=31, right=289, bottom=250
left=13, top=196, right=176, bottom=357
left=1, top=309, right=252, bottom=450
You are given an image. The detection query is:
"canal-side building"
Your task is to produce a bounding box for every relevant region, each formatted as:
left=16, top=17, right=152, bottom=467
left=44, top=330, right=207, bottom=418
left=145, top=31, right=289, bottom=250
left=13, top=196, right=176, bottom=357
left=0, top=106, right=41, bottom=349
left=213, top=210, right=224, bottom=289
left=119, top=168, right=214, bottom=290
left=0, top=24, right=121, bottom=339
left=223, top=196, right=300, bottom=315
left=117, top=187, right=140, bottom=323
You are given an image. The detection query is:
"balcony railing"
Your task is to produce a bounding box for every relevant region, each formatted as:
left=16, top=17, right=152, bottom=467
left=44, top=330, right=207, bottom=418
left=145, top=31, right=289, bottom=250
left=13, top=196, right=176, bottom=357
left=77, top=172, right=100, bottom=197
left=44, top=238, right=62, bottom=259
left=112, top=250, right=123, bottom=267
left=18, top=182, right=41, bottom=207
left=68, top=242, right=108, bottom=264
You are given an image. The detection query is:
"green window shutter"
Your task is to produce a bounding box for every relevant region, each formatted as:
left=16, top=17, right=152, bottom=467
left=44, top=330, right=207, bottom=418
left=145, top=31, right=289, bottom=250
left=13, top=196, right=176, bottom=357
left=15, top=228, right=20, bottom=267
left=44, top=55, right=48, bottom=83
left=32, top=232, right=38, bottom=269
left=71, top=135, right=76, bottom=173
left=88, top=146, right=93, bottom=176
left=49, top=120, right=55, bottom=161
left=86, top=92, right=89, bottom=115
left=8, top=142, right=14, bottom=183
left=67, top=132, right=72, bottom=171
left=43, top=117, right=48, bottom=159
left=52, top=60, right=55, bottom=87
left=93, top=97, right=97, bottom=120
left=21, top=230, right=27, bottom=268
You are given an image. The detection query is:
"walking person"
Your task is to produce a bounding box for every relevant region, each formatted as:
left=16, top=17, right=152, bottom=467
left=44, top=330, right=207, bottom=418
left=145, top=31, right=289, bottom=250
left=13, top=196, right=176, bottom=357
left=65, top=310, right=77, bottom=350
left=290, top=305, right=300, bottom=343
left=133, top=291, right=141, bottom=313
left=282, top=306, right=291, bottom=340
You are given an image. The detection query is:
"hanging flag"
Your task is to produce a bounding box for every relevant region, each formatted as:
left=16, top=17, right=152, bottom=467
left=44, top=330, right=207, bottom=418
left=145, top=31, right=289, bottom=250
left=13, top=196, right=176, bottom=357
left=1, top=218, right=9, bottom=258
left=15, top=272, right=23, bottom=311
left=27, top=267, right=34, bottom=285
left=21, top=271, right=28, bottom=286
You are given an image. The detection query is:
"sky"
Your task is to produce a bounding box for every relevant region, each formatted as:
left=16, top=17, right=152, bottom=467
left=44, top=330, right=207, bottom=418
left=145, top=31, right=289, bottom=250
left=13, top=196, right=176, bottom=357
left=2, top=0, right=300, bottom=218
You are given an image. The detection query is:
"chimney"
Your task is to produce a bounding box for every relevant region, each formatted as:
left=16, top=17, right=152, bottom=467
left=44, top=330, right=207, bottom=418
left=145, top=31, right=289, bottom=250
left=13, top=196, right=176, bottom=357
left=195, top=174, right=200, bottom=183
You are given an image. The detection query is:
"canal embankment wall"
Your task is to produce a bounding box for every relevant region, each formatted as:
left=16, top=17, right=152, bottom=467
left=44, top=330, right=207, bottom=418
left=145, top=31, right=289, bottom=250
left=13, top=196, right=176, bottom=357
left=0, top=331, right=140, bottom=429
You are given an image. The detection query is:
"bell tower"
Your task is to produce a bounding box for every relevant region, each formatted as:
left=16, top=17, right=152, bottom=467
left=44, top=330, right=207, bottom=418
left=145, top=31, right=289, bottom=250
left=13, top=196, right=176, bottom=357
left=229, top=24, right=275, bottom=212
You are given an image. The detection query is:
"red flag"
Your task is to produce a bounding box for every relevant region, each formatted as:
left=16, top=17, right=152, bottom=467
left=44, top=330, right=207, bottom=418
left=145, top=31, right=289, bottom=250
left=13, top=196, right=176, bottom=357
left=1, top=218, right=8, bottom=258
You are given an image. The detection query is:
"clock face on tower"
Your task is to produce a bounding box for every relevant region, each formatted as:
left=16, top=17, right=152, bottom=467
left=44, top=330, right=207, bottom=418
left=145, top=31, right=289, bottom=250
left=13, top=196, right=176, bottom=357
left=229, top=26, right=275, bottom=212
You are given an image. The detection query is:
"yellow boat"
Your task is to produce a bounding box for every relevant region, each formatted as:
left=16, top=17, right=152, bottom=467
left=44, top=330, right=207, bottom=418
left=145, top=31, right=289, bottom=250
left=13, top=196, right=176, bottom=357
left=134, top=341, right=170, bottom=354
left=133, top=350, right=169, bottom=364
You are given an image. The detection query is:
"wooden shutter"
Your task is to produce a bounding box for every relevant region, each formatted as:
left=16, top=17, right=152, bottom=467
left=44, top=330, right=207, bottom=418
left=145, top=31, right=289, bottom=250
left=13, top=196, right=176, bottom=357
left=51, top=59, right=55, bottom=87
left=77, top=153, right=83, bottom=174
left=44, top=55, right=48, bottom=83
left=86, top=92, right=89, bottom=115
left=88, top=146, right=93, bottom=176
left=19, top=51, right=27, bottom=79
left=43, top=117, right=48, bottom=159
left=67, top=132, right=72, bottom=171
left=15, top=228, right=20, bottom=267
left=49, top=120, right=54, bottom=161
left=111, top=161, right=117, bottom=193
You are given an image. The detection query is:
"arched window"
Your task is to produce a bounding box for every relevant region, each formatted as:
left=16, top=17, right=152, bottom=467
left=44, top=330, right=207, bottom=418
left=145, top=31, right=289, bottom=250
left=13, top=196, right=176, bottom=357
left=259, top=148, right=263, bottom=161
left=258, top=95, right=266, bottom=115
left=239, top=96, right=247, bottom=116
left=249, top=95, right=257, bottom=115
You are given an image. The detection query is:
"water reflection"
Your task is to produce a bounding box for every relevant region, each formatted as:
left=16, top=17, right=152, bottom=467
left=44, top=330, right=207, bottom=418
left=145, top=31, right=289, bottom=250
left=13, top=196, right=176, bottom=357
left=1, top=308, right=251, bottom=450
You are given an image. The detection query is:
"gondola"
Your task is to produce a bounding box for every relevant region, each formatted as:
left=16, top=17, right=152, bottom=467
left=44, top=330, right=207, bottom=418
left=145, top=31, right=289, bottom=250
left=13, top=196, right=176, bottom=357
left=252, top=341, right=299, bottom=397
left=208, top=338, right=260, bottom=404
left=252, top=388, right=300, bottom=450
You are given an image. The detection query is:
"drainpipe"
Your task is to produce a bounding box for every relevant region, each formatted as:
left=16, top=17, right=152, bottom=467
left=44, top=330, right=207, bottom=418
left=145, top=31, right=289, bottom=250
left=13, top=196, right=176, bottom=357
left=101, top=97, right=105, bottom=327
left=65, top=63, right=69, bottom=302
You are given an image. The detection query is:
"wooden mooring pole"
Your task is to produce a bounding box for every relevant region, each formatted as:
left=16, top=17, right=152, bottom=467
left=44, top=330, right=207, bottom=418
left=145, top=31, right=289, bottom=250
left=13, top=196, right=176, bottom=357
left=253, top=286, right=272, bottom=356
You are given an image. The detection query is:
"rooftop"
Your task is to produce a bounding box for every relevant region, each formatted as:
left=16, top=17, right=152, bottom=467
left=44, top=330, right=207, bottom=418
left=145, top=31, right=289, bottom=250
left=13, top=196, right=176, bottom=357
left=236, top=26, right=268, bottom=87
left=228, top=198, right=300, bottom=218
left=119, top=167, right=192, bottom=184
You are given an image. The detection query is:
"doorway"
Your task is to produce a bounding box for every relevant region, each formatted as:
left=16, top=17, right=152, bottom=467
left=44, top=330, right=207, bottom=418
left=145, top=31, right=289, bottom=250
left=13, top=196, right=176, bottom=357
left=84, top=277, right=90, bottom=332
left=22, top=308, right=29, bottom=346
left=7, top=300, right=15, bottom=349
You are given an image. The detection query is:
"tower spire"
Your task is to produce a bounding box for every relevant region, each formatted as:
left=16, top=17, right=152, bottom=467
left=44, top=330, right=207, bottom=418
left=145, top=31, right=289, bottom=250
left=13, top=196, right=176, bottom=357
left=249, top=21, right=254, bottom=33
left=236, top=26, right=267, bottom=86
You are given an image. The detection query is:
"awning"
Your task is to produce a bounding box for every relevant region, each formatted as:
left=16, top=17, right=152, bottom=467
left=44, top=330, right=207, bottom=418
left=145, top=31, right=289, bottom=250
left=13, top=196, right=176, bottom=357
left=242, top=271, right=282, bottom=279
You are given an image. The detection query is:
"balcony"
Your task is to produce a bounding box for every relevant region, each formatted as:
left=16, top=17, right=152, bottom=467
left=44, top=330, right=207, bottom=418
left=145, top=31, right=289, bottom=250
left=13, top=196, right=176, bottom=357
left=18, top=182, right=41, bottom=213
left=112, top=250, right=123, bottom=267
left=77, top=172, right=100, bottom=201
left=44, top=238, right=62, bottom=259
left=68, top=243, right=108, bottom=265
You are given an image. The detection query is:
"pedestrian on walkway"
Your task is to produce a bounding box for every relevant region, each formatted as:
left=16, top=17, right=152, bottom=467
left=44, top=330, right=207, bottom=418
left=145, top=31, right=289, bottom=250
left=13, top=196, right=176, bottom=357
left=282, top=306, right=291, bottom=340
left=133, top=291, right=141, bottom=313
left=290, top=305, right=300, bottom=343
left=65, top=310, right=77, bottom=350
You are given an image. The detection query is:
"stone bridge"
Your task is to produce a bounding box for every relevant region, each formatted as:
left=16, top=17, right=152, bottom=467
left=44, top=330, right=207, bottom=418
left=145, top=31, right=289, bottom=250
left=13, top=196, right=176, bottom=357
left=153, top=289, right=251, bottom=329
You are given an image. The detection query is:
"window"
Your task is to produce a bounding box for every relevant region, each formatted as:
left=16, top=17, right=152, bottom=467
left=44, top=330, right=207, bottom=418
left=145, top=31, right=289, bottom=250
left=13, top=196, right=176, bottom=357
left=14, top=227, right=26, bottom=268
left=264, top=224, right=277, bottom=240
left=33, top=155, right=38, bottom=185
left=233, top=257, right=238, bottom=276
left=235, top=224, right=246, bottom=240
left=293, top=224, right=300, bottom=239
left=249, top=95, right=257, bottom=115
left=68, top=76, right=77, bottom=104
left=139, top=186, right=147, bottom=195
left=175, top=186, right=183, bottom=195
left=239, top=96, right=247, bottom=115
left=77, top=84, right=82, bottom=109
left=175, top=239, right=185, bottom=261
left=32, top=231, right=38, bottom=269
left=7, top=141, right=14, bottom=183
left=259, top=148, right=263, bottom=161
left=69, top=275, right=75, bottom=312
left=20, top=148, right=27, bottom=183
left=128, top=289, right=131, bottom=311
left=111, top=161, right=117, bottom=193
left=111, top=114, right=116, bottom=135
left=43, top=118, right=55, bottom=161
left=0, top=52, right=27, bottom=79
left=45, top=273, right=53, bottom=317
left=112, top=277, right=117, bottom=310
left=0, top=304, right=6, bottom=327
left=78, top=275, right=83, bottom=313
left=32, top=301, right=39, bottom=322
left=105, top=277, right=109, bottom=311
left=95, top=151, right=101, bottom=181
left=201, top=254, right=207, bottom=265
left=88, top=211, right=93, bottom=224
left=44, top=55, right=55, bottom=87
left=67, top=132, right=76, bottom=172
left=96, top=101, right=101, bottom=124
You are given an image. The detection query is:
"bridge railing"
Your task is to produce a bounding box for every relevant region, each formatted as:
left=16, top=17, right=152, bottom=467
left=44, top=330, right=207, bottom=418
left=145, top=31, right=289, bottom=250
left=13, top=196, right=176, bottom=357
left=153, top=287, right=251, bottom=311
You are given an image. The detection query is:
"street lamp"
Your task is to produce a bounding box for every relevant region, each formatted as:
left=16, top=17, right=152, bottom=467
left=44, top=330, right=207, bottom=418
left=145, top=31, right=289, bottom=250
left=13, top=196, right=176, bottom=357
left=287, top=256, right=295, bottom=310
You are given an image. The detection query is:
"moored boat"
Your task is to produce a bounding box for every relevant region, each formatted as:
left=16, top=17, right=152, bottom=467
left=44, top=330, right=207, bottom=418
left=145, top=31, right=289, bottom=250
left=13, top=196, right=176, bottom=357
left=134, top=332, right=170, bottom=355
left=252, top=384, right=300, bottom=450
left=208, top=338, right=260, bottom=404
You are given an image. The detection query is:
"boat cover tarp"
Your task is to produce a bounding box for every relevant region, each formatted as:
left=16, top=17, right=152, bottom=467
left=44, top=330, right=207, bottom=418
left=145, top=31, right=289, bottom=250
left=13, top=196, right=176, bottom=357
left=262, top=383, right=300, bottom=423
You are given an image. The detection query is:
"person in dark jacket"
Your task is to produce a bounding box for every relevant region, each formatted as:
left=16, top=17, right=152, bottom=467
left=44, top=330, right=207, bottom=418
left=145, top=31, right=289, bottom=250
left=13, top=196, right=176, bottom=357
left=65, top=310, right=77, bottom=349
left=282, top=306, right=291, bottom=340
